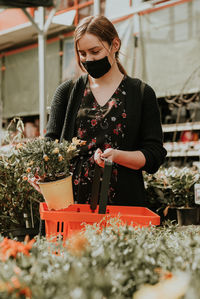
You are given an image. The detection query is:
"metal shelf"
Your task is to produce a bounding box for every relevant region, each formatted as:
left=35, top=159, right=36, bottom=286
left=162, top=122, right=200, bottom=133
left=164, top=141, right=200, bottom=157
left=166, top=151, right=200, bottom=157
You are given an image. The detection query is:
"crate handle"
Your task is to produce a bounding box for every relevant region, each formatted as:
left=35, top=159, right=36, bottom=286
left=90, top=159, right=113, bottom=214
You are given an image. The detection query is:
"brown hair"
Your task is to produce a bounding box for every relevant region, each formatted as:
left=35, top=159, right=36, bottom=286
left=74, top=15, right=127, bottom=75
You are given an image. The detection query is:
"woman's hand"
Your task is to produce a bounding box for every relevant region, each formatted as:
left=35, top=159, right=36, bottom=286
left=94, top=148, right=116, bottom=168
left=94, top=148, right=146, bottom=170
left=28, top=177, right=42, bottom=194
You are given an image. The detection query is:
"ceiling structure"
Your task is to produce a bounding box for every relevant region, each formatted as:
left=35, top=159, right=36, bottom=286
left=0, top=0, right=65, bottom=136
left=0, top=0, right=54, bottom=7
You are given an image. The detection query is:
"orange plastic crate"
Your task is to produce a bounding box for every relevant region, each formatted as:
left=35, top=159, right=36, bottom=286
left=40, top=202, right=160, bottom=241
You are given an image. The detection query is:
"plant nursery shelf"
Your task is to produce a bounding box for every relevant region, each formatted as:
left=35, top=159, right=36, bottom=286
left=166, top=150, right=200, bottom=157
left=164, top=141, right=200, bottom=157
left=162, top=121, right=200, bottom=132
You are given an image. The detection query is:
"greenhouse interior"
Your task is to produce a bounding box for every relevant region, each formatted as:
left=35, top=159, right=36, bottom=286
left=0, top=0, right=200, bottom=298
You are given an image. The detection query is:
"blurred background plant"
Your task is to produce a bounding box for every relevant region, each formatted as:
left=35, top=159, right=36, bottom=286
left=0, top=118, right=42, bottom=234
left=1, top=117, right=24, bottom=146
left=144, top=166, right=200, bottom=209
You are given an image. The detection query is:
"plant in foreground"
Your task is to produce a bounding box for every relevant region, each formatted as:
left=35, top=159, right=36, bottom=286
left=1, top=220, right=200, bottom=298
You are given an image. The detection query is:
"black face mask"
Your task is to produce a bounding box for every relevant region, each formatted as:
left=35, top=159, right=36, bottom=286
left=82, top=56, right=111, bottom=79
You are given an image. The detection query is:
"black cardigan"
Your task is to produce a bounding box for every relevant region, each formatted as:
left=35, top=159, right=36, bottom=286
left=46, top=75, right=167, bottom=206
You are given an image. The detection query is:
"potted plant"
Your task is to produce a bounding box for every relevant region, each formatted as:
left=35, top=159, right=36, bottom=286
left=0, top=150, right=43, bottom=239
left=144, top=167, right=178, bottom=223
left=17, top=137, right=85, bottom=210
left=144, top=166, right=200, bottom=225
left=170, top=167, right=200, bottom=225
left=0, top=118, right=43, bottom=239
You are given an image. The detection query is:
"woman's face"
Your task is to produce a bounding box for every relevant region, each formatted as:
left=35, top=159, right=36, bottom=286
left=77, top=33, right=115, bottom=66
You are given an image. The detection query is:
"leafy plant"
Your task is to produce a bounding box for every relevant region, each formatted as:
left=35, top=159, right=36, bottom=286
left=0, top=117, right=86, bottom=232
left=17, top=137, right=85, bottom=183
left=1, top=221, right=200, bottom=298
left=0, top=119, right=42, bottom=233
left=0, top=147, right=42, bottom=232
left=1, top=117, right=24, bottom=146
left=144, top=166, right=200, bottom=208
left=170, top=167, right=200, bottom=207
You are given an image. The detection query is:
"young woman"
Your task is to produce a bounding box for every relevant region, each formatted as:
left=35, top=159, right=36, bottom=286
left=45, top=15, right=167, bottom=206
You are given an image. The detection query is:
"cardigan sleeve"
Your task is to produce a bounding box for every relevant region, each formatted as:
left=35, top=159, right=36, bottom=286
left=45, top=80, right=73, bottom=140
left=139, top=84, right=167, bottom=174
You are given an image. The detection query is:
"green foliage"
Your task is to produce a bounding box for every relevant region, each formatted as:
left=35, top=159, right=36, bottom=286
left=0, top=118, right=42, bottom=232
left=0, top=146, right=42, bottom=232
left=1, top=221, right=200, bottom=298
left=144, top=166, right=200, bottom=207
left=2, top=117, right=24, bottom=146
left=0, top=118, right=85, bottom=231
left=17, top=137, right=82, bottom=182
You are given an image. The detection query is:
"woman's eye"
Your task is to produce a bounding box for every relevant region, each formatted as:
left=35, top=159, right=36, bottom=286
left=80, top=52, right=86, bottom=57
left=91, top=51, right=99, bottom=55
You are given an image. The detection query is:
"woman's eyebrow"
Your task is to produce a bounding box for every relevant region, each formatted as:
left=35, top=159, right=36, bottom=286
left=78, top=46, right=101, bottom=52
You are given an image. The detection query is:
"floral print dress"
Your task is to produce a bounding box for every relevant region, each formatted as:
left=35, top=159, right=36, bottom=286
left=71, top=76, right=127, bottom=204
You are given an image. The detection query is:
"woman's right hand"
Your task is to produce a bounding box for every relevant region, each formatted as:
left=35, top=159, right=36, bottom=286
left=94, top=148, right=116, bottom=168
left=94, top=148, right=105, bottom=168
left=28, top=177, right=42, bottom=194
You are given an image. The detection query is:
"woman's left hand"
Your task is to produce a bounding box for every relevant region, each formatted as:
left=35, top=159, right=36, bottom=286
left=94, top=148, right=116, bottom=168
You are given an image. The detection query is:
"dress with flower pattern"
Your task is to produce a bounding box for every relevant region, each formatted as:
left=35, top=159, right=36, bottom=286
left=71, top=77, right=127, bottom=204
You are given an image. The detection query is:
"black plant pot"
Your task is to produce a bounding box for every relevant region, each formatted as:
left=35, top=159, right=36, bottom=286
left=177, top=207, right=199, bottom=226
left=156, top=206, right=178, bottom=224
left=2, top=227, right=39, bottom=241
left=164, top=207, right=178, bottom=223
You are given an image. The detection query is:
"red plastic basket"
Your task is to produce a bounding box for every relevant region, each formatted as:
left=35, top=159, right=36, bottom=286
left=40, top=202, right=160, bottom=241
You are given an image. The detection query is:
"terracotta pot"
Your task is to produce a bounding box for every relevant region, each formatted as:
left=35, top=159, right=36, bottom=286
left=176, top=207, right=199, bottom=226
left=38, top=175, right=74, bottom=210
